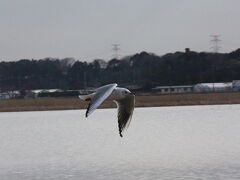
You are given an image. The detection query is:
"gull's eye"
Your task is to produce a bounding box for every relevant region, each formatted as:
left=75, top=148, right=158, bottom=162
left=124, top=91, right=128, bottom=94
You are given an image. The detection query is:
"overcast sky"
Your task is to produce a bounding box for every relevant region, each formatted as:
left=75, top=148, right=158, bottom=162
left=0, top=0, right=240, bottom=61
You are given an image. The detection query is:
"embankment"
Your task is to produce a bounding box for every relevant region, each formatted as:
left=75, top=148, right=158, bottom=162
left=0, top=92, right=240, bottom=112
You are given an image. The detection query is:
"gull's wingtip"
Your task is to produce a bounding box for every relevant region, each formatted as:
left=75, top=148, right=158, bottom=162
left=85, top=103, right=91, bottom=118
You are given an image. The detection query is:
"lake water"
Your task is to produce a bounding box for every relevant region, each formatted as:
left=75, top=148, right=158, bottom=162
left=0, top=105, right=240, bottom=180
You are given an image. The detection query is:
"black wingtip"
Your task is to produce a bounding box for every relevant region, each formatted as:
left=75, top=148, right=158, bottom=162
left=118, top=121, right=123, bottom=137
left=86, top=103, right=91, bottom=118
left=85, top=109, right=89, bottom=118
left=119, top=127, right=123, bottom=137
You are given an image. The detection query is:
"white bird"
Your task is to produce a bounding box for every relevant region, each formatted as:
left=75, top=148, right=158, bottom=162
left=79, top=83, right=135, bottom=137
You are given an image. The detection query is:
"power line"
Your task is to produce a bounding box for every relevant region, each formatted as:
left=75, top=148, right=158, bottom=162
left=210, top=35, right=221, bottom=53
left=112, top=44, right=120, bottom=59
left=210, top=35, right=221, bottom=91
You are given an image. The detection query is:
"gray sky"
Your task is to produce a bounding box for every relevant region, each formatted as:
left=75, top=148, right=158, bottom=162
left=0, top=0, right=240, bottom=61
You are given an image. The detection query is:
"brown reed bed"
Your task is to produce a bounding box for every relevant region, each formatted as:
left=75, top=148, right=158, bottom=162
left=0, top=92, right=240, bottom=112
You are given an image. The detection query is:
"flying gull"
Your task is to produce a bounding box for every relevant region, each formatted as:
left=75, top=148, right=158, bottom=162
left=79, top=83, right=135, bottom=137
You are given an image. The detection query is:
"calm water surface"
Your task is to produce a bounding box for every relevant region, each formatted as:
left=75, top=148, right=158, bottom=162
left=0, top=105, right=240, bottom=180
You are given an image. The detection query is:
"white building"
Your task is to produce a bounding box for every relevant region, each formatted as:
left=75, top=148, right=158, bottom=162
left=232, top=80, right=240, bottom=91
left=0, top=92, right=11, bottom=100
left=152, top=85, right=194, bottom=94
left=0, top=91, right=20, bottom=100
left=194, top=82, right=232, bottom=92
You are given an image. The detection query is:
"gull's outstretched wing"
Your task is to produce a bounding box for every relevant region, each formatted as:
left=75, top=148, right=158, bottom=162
left=114, top=94, right=135, bottom=137
left=86, top=83, right=117, bottom=117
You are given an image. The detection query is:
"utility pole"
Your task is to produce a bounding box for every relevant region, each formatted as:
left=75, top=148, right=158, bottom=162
left=112, top=44, right=120, bottom=59
left=210, top=35, right=221, bottom=92
left=210, top=35, right=221, bottom=53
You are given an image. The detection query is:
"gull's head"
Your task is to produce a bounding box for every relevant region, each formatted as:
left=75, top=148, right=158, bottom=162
left=121, top=89, right=134, bottom=97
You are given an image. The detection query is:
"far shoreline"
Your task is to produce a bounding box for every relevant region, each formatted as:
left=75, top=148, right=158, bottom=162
left=0, top=92, right=240, bottom=112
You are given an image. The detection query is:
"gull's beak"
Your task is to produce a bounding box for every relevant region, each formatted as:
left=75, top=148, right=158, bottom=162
left=130, top=92, right=135, bottom=95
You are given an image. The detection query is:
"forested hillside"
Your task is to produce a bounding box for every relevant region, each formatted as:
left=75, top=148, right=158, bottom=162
left=1, top=49, right=240, bottom=91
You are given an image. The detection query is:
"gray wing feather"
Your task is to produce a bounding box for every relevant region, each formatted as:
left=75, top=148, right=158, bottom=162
left=86, top=83, right=117, bottom=117
left=114, top=94, right=135, bottom=137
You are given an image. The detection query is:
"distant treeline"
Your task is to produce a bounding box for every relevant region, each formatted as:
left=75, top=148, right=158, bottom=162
left=1, top=48, right=240, bottom=91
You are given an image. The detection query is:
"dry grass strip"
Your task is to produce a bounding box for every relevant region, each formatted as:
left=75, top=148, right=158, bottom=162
left=0, top=92, right=240, bottom=112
